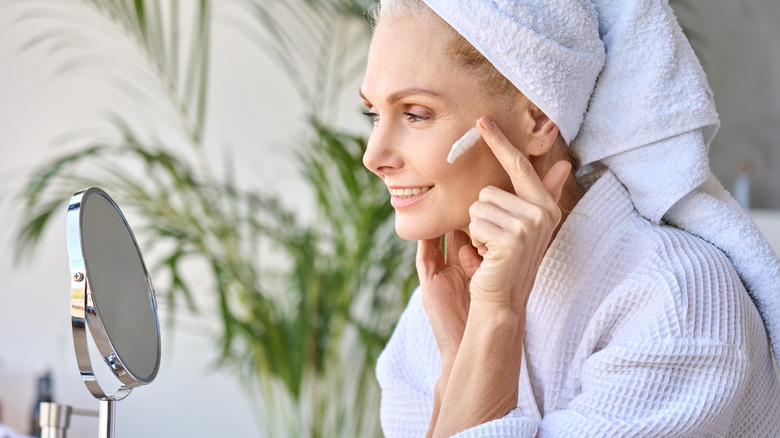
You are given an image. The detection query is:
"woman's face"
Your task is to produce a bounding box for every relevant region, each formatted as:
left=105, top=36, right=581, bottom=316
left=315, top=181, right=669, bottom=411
left=361, top=12, right=533, bottom=240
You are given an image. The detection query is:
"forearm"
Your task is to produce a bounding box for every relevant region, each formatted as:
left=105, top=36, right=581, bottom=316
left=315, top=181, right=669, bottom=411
left=432, top=302, right=525, bottom=437
left=427, top=363, right=453, bottom=438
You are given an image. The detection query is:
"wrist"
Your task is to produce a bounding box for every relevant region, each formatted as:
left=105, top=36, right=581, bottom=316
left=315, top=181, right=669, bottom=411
left=469, top=284, right=532, bottom=319
left=463, top=300, right=525, bottom=375
left=467, top=299, right=525, bottom=333
left=433, top=300, right=525, bottom=436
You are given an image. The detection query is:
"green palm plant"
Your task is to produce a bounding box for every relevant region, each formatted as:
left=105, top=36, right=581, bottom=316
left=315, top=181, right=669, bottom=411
left=6, top=0, right=415, bottom=436
left=235, top=0, right=375, bottom=119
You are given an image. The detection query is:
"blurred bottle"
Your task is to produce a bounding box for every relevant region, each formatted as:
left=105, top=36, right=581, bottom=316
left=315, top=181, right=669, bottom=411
left=29, top=370, right=53, bottom=437
left=733, top=158, right=754, bottom=210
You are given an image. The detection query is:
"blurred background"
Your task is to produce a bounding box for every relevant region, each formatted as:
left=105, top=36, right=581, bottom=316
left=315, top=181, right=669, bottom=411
left=0, top=0, right=778, bottom=437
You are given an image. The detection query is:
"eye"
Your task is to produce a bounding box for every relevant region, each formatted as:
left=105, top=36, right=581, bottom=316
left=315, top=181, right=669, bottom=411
left=362, top=111, right=379, bottom=124
left=404, top=112, right=426, bottom=123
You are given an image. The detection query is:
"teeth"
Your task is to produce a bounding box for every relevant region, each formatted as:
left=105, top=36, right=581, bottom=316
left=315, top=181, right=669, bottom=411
left=391, top=186, right=431, bottom=198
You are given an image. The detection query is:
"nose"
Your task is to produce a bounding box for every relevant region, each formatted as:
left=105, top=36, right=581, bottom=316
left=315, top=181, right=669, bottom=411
left=363, top=126, right=403, bottom=177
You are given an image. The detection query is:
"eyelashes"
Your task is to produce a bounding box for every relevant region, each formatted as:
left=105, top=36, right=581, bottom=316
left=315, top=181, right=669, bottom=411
left=362, top=111, right=379, bottom=123
left=404, top=112, right=426, bottom=122
left=361, top=111, right=429, bottom=124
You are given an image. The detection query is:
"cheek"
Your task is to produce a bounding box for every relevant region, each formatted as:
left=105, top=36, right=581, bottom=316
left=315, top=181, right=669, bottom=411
left=406, top=138, right=452, bottom=180
left=425, top=143, right=514, bottom=210
left=452, top=144, right=513, bottom=193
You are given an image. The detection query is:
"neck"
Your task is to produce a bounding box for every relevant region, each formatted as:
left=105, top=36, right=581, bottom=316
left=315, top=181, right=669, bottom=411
left=553, top=172, right=584, bottom=240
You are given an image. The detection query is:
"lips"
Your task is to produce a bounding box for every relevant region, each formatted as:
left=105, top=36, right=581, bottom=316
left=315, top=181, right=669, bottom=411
left=388, top=185, right=433, bottom=208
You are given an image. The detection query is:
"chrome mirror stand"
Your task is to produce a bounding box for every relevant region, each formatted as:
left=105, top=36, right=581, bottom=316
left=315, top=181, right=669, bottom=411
left=58, top=187, right=161, bottom=438
left=39, top=401, right=103, bottom=438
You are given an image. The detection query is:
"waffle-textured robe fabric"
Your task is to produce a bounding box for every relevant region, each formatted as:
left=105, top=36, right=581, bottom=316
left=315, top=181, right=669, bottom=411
left=377, top=170, right=780, bottom=437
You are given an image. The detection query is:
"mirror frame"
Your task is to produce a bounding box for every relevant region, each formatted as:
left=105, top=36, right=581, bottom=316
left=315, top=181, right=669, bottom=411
left=66, top=187, right=161, bottom=401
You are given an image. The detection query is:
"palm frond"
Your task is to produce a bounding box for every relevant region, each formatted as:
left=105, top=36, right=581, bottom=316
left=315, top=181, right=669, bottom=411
left=233, top=0, right=372, bottom=118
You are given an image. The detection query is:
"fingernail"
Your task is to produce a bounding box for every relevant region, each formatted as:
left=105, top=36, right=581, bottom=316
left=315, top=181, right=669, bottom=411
left=478, top=116, right=495, bottom=131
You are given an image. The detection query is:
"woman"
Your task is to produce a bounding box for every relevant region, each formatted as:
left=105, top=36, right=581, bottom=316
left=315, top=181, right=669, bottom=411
left=361, top=0, right=780, bottom=437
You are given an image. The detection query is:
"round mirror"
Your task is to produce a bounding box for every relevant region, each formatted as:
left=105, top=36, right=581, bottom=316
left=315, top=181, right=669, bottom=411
left=66, top=187, right=161, bottom=401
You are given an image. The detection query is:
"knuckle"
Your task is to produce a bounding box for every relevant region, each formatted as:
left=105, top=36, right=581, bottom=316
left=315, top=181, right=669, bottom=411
left=479, top=185, right=499, bottom=201
left=468, top=218, right=480, bottom=236
left=528, top=207, right=547, bottom=227
left=541, top=200, right=562, bottom=223
left=508, top=219, right=526, bottom=239
left=510, top=153, right=534, bottom=175
left=496, top=135, right=516, bottom=154
left=525, top=203, right=561, bottom=229
left=468, top=202, right=481, bottom=217
left=549, top=205, right=562, bottom=224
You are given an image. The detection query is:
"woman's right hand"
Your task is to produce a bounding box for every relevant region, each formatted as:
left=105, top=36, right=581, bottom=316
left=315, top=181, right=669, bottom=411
left=422, top=117, right=570, bottom=437
left=416, top=230, right=480, bottom=367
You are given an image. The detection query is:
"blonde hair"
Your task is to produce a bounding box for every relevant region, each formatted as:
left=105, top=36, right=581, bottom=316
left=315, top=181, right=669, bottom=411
left=369, top=0, right=518, bottom=100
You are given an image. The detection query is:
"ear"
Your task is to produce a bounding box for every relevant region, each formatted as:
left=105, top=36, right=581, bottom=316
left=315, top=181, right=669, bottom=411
left=523, top=105, right=559, bottom=157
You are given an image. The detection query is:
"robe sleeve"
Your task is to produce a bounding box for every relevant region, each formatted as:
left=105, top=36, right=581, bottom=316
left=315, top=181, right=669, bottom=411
left=452, top=339, right=747, bottom=437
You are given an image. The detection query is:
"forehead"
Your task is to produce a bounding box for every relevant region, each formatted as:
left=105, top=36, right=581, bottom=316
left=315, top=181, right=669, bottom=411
left=371, top=12, right=451, bottom=56
left=362, top=13, right=459, bottom=100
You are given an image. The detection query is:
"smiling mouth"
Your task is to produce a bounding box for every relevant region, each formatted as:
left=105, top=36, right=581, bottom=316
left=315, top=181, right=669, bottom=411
left=390, top=186, right=432, bottom=199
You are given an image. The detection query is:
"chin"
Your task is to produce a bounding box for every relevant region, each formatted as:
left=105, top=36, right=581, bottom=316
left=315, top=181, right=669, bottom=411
left=395, top=227, right=433, bottom=241
left=394, top=215, right=455, bottom=241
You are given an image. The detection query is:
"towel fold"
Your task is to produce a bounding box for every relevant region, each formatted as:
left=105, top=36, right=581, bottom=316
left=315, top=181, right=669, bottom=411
left=571, top=0, right=720, bottom=224
left=665, top=174, right=780, bottom=359
left=420, top=0, right=780, bottom=367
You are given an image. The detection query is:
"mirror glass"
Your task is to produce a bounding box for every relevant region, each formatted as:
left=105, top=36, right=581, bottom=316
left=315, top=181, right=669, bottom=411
left=79, top=191, right=160, bottom=383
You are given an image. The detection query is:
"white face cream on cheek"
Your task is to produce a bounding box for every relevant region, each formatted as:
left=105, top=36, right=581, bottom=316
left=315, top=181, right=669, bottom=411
left=446, top=127, right=481, bottom=164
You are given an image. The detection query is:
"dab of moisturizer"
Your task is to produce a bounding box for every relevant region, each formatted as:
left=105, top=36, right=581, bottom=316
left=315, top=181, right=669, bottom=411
left=446, top=127, right=481, bottom=164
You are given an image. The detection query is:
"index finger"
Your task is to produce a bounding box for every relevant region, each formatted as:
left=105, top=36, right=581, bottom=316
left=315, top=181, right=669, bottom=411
left=444, top=230, right=470, bottom=267
left=476, top=116, right=566, bottom=203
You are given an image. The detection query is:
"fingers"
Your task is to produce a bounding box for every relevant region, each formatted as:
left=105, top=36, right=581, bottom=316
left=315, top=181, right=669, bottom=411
left=467, top=185, right=562, bottom=265
left=471, top=186, right=561, bottom=231
left=542, top=160, right=572, bottom=204
left=445, top=230, right=470, bottom=266
left=476, top=116, right=570, bottom=203
left=477, top=116, right=547, bottom=201
left=417, top=231, right=471, bottom=280
left=416, top=237, right=443, bottom=280
left=458, top=244, right=481, bottom=278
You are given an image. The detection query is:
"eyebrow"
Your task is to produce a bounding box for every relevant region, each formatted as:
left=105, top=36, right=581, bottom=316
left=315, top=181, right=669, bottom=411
left=359, top=87, right=445, bottom=105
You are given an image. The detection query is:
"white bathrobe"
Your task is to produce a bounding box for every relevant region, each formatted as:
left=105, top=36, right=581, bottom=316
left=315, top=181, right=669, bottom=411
left=377, top=170, right=780, bottom=437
